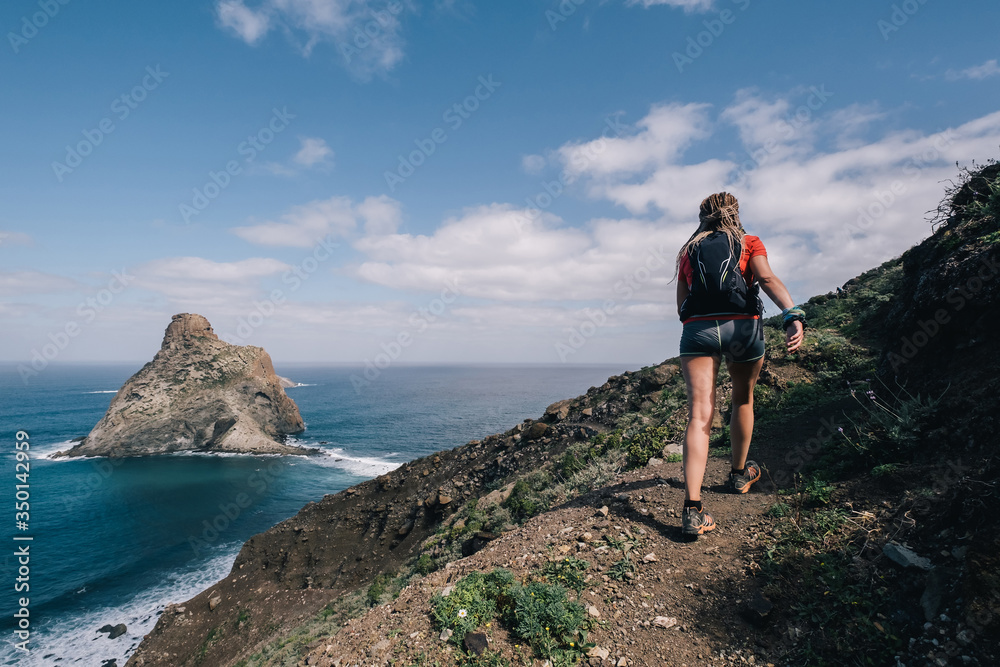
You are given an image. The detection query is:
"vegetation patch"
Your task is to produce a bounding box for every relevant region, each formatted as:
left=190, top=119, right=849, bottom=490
left=537, top=556, right=590, bottom=594
left=430, top=568, right=593, bottom=666
left=761, top=501, right=903, bottom=666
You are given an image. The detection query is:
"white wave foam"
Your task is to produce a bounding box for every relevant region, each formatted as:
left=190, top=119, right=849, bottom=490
left=34, top=439, right=83, bottom=460
left=313, top=447, right=402, bottom=477
left=84, top=390, right=119, bottom=394
left=0, top=547, right=238, bottom=666
left=284, top=383, right=316, bottom=388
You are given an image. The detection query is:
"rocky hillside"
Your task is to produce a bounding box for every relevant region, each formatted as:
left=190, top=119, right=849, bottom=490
left=128, top=163, right=1000, bottom=666
left=55, top=313, right=310, bottom=458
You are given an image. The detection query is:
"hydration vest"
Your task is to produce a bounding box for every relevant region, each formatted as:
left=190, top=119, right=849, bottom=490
left=679, top=232, right=762, bottom=321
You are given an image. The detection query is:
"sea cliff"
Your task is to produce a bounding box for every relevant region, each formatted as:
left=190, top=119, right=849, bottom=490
left=55, top=313, right=311, bottom=458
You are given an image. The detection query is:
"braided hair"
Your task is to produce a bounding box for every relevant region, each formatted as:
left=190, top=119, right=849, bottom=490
left=674, top=192, right=746, bottom=280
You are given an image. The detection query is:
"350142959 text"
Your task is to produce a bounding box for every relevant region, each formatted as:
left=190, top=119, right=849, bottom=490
left=13, top=430, right=32, bottom=653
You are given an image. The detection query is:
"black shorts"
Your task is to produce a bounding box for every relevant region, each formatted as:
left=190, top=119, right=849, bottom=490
left=679, top=318, right=764, bottom=363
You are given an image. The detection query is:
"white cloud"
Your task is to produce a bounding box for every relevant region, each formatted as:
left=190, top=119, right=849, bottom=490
left=293, top=137, right=334, bottom=167
left=0, top=270, right=78, bottom=296
left=550, top=92, right=1000, bottom=299
left=357, top=194, right=403, bottom=236
left=557, top=103, right=712, bottom=182
left=824, top=103, right=889, bottom=149
left=231, top=195, right=382, bottom=247
left=134, top=257, right=291, bottom=306
left=260, top=161, right=299, bottom=177
left=217, top=0, right=271, bottom=44
left=946, top=59, right=1000, bottom=81
left=521, top=154, right=546, bottom=174
left=354, top=204, right=686, bottom=301
left=625, top=0, right=715, bottom=12
left=215, top=0, right=409, bottom=79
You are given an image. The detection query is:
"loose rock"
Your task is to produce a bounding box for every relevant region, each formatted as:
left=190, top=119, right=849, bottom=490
left=463, top=632, right=489, bottom=656
left=883, top=542, right=932, bottom=570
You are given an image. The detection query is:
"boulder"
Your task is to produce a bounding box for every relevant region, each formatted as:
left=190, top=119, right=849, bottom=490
left=97, top=623, right=127, bottom=639
left=641, top=363, right=679, bottom=389
left=545, top=399, right=573, bottom=421
left=524, top=422, right=550, bottom=441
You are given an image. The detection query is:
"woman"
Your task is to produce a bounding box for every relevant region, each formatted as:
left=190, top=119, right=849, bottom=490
left=675, top=192, right=804, bottom=536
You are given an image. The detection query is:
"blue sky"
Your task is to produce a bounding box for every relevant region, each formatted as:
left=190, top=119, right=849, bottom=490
left=2, top=0, right=999, bottom=372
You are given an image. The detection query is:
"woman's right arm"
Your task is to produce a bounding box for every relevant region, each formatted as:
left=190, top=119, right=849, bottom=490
left=748, top=255, right=804, bottom=352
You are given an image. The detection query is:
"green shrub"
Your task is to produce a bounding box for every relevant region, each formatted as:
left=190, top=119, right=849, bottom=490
left=540, top=557, right=590, bottom=594
left=828, top=380, right=947, bottom=471
left=430, top=569, right=591, bottom=665
left=765, top=502, right=791, bottom=518
left=415, top=553, right=435, bottom=575
left=590, top=430, right=623, bottom=451
left=430, top=569, right=516, bottom=645
left=608, top=556, right=636, bottom=581
left=503, top=478, right=547, bottom=524
left=803, top=477, right=834, bottom=505
left=967, top=171, right=1000, bottom=222
left=753, top=383, right=779, bottom=410
left=659, top=384, right=687, bottom=412
left=366, top=573, right=392, bottom=606
left=871, top=463, right=899, bottom=478
left=506, top=582, right=588, bottom=664
left=625, top=426, right=672, bottom=468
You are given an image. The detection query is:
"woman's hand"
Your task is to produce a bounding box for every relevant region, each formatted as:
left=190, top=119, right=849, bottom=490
left=785, top=320, right=804, bottom=353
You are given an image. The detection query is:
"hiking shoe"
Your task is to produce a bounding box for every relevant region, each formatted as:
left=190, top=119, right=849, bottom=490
left=682, top=506, right=716, bottom=536
left=730, top=460, right=762, bottom=494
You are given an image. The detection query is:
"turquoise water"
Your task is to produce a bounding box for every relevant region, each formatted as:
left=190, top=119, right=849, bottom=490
left=0, top=362, right=629, bottom=665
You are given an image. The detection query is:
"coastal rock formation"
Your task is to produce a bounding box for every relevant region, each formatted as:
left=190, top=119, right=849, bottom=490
left=54, top=313, right=310, bottom=458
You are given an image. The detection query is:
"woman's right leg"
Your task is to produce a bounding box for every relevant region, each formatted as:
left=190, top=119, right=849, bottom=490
left=681, top=354, right=720, bottom=502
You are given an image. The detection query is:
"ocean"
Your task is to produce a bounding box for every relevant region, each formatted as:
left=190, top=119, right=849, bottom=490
left=0, top=362, right=630, bottom=665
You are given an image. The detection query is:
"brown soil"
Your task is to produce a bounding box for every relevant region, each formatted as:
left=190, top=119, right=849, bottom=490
left=295, top=401, right=841, bottom=667
left=301, top=459, right=782, bottom=667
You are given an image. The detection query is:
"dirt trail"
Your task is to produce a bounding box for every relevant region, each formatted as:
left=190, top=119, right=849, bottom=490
left=300, top=414, right=822, bottom=667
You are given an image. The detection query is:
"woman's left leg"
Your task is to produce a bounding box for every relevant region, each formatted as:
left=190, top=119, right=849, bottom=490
left=727, top=356, right=764, bottom=471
